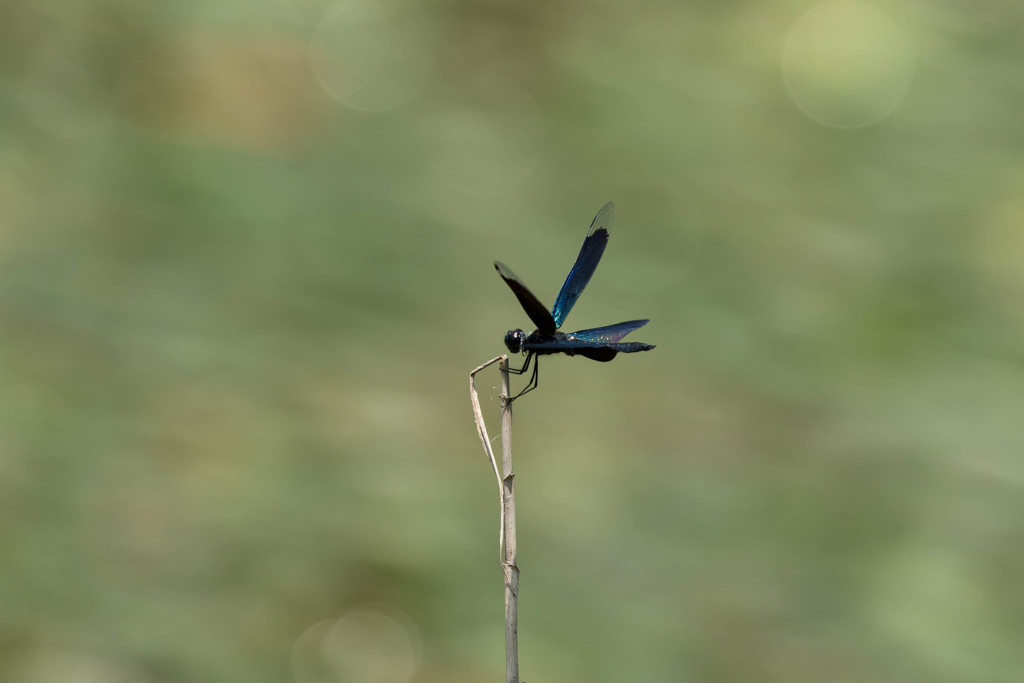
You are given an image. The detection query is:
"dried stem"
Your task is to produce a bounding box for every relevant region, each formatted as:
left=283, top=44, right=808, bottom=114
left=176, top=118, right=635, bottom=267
left=469, top=355, right=519, bottom=683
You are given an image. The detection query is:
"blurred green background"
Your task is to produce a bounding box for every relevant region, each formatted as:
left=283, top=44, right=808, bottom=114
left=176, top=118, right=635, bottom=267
left=3, top=0, right=1024, bottom=681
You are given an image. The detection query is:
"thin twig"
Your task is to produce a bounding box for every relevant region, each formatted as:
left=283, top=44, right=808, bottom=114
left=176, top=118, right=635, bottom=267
left=470, top=355, right=505, bottom=549
left=499, top=357, right=518, bottom=683
left=470, top=355, right=519, bottom=683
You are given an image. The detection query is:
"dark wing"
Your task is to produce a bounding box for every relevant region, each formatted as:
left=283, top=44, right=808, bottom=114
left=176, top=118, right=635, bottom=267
left=566, top=319, right=648, bottom=344
left=551, top=201, right=615, bottom=329
left=494, top=261, right=556, bottom=336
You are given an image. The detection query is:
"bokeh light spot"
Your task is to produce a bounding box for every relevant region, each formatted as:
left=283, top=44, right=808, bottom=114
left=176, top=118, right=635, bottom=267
left=308, top=0, right=434, bottom=111
left=782, top=1, right=913, bottom=128
left=292, top=605, right=420, bottom=683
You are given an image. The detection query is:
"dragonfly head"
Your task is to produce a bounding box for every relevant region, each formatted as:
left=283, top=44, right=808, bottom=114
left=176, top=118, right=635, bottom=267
left=504, top=329, right=526, bottom=354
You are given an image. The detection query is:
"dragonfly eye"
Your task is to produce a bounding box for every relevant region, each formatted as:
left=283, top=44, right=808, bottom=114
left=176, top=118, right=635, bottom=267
left=504, top=329, right=525, bottom=353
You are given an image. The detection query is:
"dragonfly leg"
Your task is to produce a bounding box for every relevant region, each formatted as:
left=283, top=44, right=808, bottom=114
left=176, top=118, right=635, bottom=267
left=510, top=355, right=539, bottom=401
left=505, top=353, right=533, bottom=376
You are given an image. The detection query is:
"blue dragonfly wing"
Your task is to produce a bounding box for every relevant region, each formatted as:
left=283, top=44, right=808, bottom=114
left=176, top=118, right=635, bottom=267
left=550, top=201, right=615, bottom=328
left=566, top=319, right=649, bottom=344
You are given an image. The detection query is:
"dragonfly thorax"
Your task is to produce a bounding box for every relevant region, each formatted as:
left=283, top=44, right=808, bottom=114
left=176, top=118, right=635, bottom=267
left=504, top=329, right=527, bottom=354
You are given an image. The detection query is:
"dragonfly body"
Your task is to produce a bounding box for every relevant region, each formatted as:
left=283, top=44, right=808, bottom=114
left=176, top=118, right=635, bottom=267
left=494, top=201, right=654, bottom=399
left=503, top=324, right=654, bottom=361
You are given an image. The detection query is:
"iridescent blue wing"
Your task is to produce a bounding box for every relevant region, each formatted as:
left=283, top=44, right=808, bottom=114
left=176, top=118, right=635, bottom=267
left=566, top=319, right=648, bottom=343
left=551, top=201, right=615, bottom=329
left=494, top=261, right=556, bottom=336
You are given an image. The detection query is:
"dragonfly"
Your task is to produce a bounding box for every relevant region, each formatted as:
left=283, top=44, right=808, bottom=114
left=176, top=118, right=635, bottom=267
left=494, top=201, right=655, bottom=400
